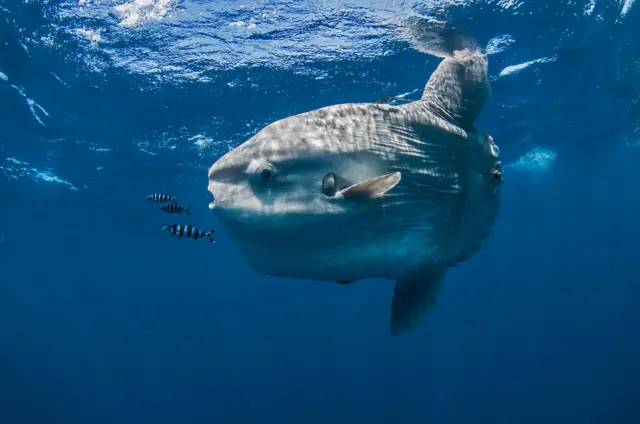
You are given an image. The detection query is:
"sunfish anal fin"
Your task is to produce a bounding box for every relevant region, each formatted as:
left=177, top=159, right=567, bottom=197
left=390, top=268, right=446, bottom=335
left=338, top=172, right=401, bottom=201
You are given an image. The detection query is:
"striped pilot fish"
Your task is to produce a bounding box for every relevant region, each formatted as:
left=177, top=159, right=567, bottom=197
left=162, top=224, right=215, bottom=242
left=147, top=193, right=177, bottom=203
left=160, top=202, right=191, bottom=215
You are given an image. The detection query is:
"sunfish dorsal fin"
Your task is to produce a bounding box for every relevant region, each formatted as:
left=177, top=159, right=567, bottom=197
left=339, top=172, right=401, bottom=201
left=421, top=51, right=490, bottom=130
left=390, top=268, right=447, bottom=335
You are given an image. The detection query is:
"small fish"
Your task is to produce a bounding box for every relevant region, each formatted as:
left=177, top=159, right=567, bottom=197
left=147, top=193, right=177, bottom=203
left=160, top=202, right=191, bottom=215
left=162, top=224, right=215, bottom=242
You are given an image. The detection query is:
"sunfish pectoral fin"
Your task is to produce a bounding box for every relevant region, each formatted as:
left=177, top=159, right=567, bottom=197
left=390, top=268, right=447, bottom=335
left=338, top=172, right=401, bottom=201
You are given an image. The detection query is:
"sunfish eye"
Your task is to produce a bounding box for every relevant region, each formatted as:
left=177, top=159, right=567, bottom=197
left=259, top=168, right=272, bottom=182
left=322, top=172, right=337, bottom=196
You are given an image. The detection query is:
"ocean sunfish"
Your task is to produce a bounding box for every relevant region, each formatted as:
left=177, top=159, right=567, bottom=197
left=207, top=30, right=503, bottom=335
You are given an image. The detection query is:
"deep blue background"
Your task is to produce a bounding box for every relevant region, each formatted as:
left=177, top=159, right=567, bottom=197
left=1, top=0, right=640, bottom=423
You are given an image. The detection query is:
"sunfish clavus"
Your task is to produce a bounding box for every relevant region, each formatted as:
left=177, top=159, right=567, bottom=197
left=207, top=30, right=502, bottom=335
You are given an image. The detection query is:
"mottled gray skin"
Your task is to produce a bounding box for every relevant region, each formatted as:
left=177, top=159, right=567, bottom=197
left=208, top=49, right=502, bottom=335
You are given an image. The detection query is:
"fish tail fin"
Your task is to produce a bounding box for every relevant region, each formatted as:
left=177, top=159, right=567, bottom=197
left=186, top=205, right=192, bottom=215
left=208, top=229, right=216, bottom=243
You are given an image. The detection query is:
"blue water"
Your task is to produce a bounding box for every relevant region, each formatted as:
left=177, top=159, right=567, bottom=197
left=1, top=0, right=640, bottom=422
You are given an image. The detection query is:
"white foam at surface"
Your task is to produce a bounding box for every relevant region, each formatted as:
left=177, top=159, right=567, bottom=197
left=621, top=0, right=635, bottom=16
left=27, top=98, right=50, bottom=126
left=486, top=34, right=515, bottom=55
left=394, top=88, right=420, bottom=99
left=45, top=1, right=617, bottom=87
left=505, top=147, right=557, bottom=174
left=498, top=56, right=556, bottom=77
left=40, top=34, right=55, bottom=47
left=53, top=2, right=511, bottom=80
left=35, top=171, right=77, bottom=188
left=227, top=19, right=258, bottom=30
left=137, top=147, right=158, bottom=156
left=496, top=0, right=523, bottom=8
left=76, top=27, right=102, bottom=44
left=114, top=0, right=175, bottom=28
left=188, top=134, right=213, bottom=148
left=2, top=158, right=78, bottom=190
left=9, top=85, right=50, bottom=126
left=50, top=72, right=68, bottom=86
left=6, top=157, right=28, bottom=165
